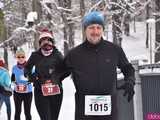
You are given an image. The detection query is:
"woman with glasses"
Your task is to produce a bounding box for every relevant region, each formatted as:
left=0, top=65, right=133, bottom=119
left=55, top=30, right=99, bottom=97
left=11, top=48, right=33, bottom=120
left=24, top=29, right=66, bottom=120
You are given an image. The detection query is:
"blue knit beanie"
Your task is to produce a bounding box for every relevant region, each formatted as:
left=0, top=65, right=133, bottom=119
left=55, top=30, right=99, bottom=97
left=82, top=11, right=105, bottom=29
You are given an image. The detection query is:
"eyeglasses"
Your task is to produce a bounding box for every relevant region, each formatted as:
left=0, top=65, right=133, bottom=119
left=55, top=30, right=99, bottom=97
left=17, top=56, right=25, bottom=59
left=40, top=38, right=53, bottom=45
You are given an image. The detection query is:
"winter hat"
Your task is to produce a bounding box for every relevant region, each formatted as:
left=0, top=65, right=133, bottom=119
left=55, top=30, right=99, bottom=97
left=39, top=29, right=54, bottom=45
left=16, top=48, right=25, bottom=57
left=82, top=11, right=105, bottom=29
left=0, top=58, right=5, bottom=67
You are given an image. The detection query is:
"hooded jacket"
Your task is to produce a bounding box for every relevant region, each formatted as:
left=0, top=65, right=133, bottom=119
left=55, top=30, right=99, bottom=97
left=0, top=67, right=11, bottom=88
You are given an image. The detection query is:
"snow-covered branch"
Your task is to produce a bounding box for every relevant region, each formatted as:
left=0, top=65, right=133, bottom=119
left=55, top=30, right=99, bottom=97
left=88, top=0, right=104, bottom=13
left=41, top=1, right=72, bottom=12
left=109, top=2, right=133, bottom=14
left=0, top=26, right=36, bottom=48
left=133, top=0, right=153, bottom=16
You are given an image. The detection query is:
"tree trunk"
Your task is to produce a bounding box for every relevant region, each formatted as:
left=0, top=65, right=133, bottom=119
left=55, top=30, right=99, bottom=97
left=67, top=0, right=75, bottom=49
left=123, top=13, right=130, bottom=36
left=0, top=9, right=6, bottom=42
left=80, top=0, right=85, bottom=16
left=63, top=27, right=68, bottom=56
left=0, top=9, right=8, bottom=69
left=58, top=0, right=75, bottom=55
left=3, top=47, right=8, bottom=69
left=68, top=23, right=74, bottom=48
left=20, top=0, right=26, bottom=26
left=80, top=0, right=86, bottom=41
left=155, top=0, right=160, bottom=62
left=32, top=0, right=42, bottom=22
left=32, top=0, right=42, bottom=50
left=111, top=0, right=122, bottom=46
left=146, top=0, right=149, bottom=48
left=58, top=0, right=69, bottom=55
left=146, top=23, right=149, bottom=48
left=112, top=13, right=122, bottom=46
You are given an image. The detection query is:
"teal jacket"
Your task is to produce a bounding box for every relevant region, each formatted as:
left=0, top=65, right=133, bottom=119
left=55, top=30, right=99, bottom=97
left=0, top=67, right=11, bottom=87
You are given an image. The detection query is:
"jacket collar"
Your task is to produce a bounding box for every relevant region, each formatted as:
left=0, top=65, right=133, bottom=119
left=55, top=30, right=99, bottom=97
left=17, top=62, right=26, bottom=69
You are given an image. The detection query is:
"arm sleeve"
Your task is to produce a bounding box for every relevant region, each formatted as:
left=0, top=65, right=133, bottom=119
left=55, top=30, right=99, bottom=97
left=63, top=52, right=73, bottom=79
left=11, top=73, right=16, bottom=82
left=117, top=46, right=135, bottom=80
left=11, top=67, right=15, bottom=82
left=53, top=51, right=71, bottom=82
left=3, top=71, right=11, bottom=87
left=24, top=53, right=35, bottom=78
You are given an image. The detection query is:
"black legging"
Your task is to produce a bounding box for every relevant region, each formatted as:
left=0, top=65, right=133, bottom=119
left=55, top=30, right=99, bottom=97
left=13, top=91, right=33, bottom=120
left=34, top=87, right=63, bottom=120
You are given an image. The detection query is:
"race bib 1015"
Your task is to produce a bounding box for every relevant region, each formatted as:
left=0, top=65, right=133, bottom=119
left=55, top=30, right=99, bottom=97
left=85, top=95, right=112, bottom=116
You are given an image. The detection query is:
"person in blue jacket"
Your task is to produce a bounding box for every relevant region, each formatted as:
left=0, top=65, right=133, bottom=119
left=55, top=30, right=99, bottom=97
left=11, top=48, right=33, bottom=120
left=0, top=58, right=11, bottom=120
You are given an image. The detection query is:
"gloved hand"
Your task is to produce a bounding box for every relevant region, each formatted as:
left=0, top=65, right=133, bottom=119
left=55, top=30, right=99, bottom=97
left=28, top=73, right=38, bottom=82
left=118, top=79, right=135, bottom=102
left=3, top=86, right=12, bottom=96
left=0, top=85, right=12, bottom=97
left=24, top=69, right=29, bottom=78
left=51, top=75, right=61, bottom=85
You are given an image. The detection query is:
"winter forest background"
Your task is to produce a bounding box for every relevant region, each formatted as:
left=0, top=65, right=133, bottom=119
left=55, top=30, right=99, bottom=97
left=0, top=0, right=160, bottom=66
left=0, top=0, right=160, bottom=120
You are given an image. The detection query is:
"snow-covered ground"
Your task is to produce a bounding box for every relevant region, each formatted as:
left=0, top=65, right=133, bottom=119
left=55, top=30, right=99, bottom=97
left=122, top=22, right=151, bottom=63
left=0, top=21, right=154, bottom=120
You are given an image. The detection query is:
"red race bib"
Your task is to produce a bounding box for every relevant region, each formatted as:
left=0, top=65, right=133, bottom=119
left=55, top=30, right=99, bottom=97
left=41, top=83, right=60, bottom=96
left=16, top=84, right=27, bottom=93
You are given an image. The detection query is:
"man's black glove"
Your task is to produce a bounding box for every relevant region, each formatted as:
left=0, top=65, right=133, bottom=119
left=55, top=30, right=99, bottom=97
left=118, top=77, right=135, bottom=102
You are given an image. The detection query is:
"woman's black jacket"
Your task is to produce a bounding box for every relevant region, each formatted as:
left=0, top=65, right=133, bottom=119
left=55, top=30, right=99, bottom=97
left=24, top=48, right=65, bottom=89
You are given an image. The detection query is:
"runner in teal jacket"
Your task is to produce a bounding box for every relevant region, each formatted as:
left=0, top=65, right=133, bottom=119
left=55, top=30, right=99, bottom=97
left=0, top=58, right=11, bottom=120
left=0, top=67, right=11, bottom=88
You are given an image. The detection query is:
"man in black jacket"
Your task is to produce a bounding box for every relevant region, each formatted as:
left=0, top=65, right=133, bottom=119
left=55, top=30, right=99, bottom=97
left=64, top=11, right=135, bottom=120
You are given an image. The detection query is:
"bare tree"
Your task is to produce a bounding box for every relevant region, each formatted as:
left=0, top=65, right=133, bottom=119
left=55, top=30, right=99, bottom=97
left=3, top=46, right=8, bottom=69
left=155, top=0, right=160, bottom=62
left=0, top=8, right=8, bottom=68
left=80, top=0, right=85, bottom=41
left=146, top=0, right=149, bottom=48
left=111, top=0, right=123, bottom=46
left=80, top=0, right=85, bottom=16
left=58, top=0, right=75, bottom=55
left=32, top=0, right=42, bottom=50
